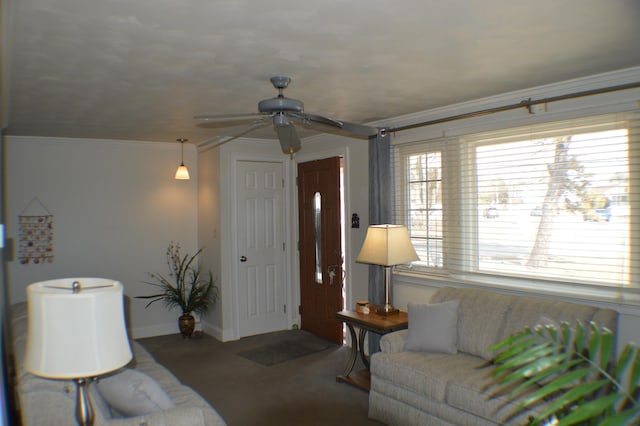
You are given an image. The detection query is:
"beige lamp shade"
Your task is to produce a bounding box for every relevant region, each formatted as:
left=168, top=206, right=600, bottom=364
left=24, top=278, right=133, bottom=379
left=174, top=138, right=190, bottom=180
left=356, top=224, right=419, bottom=266
left=175, top=164, right=190, bottom=180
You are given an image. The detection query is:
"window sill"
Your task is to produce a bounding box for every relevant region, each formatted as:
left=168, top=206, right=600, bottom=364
left=394, top=269, right=640, bottom=313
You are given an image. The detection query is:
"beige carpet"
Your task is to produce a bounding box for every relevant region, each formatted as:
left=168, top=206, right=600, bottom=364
left=139, top=330, right=384, bottom=426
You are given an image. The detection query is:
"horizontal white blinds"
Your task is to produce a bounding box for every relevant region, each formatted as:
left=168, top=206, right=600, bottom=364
left=394, top=111, right=640, bottom=291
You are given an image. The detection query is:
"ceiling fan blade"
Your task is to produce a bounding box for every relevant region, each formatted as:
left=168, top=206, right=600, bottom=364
left=198, top=119, right=270, bottom=149
left=289, top=112, right=342, bottom=128
left=194, top=113, right=268, bottom=127
left=275, top=124, right=301, bottom=155
left=289, top=112, right=379, bottom=138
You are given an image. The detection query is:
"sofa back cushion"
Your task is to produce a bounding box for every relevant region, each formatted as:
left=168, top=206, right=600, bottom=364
left=430, top=287, right=619, bottom=360
left=430, top=287, right=514, bottom=360
left=497, top=295, right=615, bottom=344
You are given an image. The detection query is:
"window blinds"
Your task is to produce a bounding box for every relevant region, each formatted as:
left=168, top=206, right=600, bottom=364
left=393, top=110, right=640, bottom=297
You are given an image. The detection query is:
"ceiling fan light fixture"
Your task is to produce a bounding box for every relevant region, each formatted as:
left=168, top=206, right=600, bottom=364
left=273, top=113, right=290, bottom=128
left=175, top=138, right=190, bottom=180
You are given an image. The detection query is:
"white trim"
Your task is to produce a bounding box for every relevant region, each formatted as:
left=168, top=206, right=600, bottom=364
left=385, top=67, right=640, bottom=145
left=8, top=135, right=180, bottom=147
left=129, top=323, right=177, bottom=340
left=376, top=66, right=640, bottom=129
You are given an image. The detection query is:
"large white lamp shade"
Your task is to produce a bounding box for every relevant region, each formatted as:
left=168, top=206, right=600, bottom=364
left=24, top=278, right=132, bottom=378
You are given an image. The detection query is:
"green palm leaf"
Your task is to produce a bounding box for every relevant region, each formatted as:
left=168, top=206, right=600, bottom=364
left=489, top=321, right=640, bottom=425
left=598, top=405, right=640, bottom=426
left=556, top=393, right=620, bottom=425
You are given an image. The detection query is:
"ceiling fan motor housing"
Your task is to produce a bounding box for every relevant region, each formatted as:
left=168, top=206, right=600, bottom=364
left=258, top=97, right=304, bottom=113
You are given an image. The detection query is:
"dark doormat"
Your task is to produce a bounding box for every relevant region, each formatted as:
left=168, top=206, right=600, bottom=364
left=237, top=330, right=337, bottom=366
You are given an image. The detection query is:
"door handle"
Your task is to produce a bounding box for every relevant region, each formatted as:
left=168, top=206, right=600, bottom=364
left=240, top=256, right=247, bottom=262
left=327, top=264, right=341, bottom=285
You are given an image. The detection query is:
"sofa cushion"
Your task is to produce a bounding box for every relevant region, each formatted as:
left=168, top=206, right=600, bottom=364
left=497, top=294, right=600, bottom=344
left=430, top=287, right=513, bottom=360
left=405, top=301, right=459, bottom=354
left=96, top=368, right=175, bottom=417
left=444, top=359, right=539, bottom=424
left=371, top=351, right=483, bottom=403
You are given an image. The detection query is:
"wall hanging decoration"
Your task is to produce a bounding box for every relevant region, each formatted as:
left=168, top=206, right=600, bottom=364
left=18, top=197, right=54, bottom=265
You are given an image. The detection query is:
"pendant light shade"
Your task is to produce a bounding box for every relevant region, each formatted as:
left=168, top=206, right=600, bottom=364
left=175, top=138, right=190, bottom=180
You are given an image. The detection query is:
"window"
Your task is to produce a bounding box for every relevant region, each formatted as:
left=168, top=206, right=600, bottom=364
left=395, top=112, right=639, bottom=295
left=406, top=151, right=443, bottom=268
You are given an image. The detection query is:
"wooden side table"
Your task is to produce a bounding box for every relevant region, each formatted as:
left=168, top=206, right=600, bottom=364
left=335, top=309, right=408, bottom=391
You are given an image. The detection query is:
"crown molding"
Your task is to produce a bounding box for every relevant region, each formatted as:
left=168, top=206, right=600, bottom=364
left=371, top=66, right=640, bottom=130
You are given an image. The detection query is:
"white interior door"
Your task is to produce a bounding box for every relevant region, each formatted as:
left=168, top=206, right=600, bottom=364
left=236, top=160, right=287, bottom=337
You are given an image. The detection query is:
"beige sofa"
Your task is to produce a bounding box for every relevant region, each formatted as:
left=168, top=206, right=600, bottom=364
left=368, top=287, right=618, bottom=426
left=10, top=302, right=227, bottom=426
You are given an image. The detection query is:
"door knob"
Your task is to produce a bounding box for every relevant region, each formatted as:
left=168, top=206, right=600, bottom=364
left=240, top=256, right=247, bottom=262
left=327, top=264, right=341, bottom=285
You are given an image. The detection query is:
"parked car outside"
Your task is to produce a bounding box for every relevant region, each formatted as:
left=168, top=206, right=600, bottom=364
left=583, top=207, right=611, bottom=222
left=483, top=205, right=499, bottom=218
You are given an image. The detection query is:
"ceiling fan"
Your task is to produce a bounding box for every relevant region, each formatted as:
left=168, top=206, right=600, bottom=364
left=194, top=76, right=380, bottom=155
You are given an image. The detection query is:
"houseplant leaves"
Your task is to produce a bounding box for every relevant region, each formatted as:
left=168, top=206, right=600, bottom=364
left=489, top=321, right=640, bottom=425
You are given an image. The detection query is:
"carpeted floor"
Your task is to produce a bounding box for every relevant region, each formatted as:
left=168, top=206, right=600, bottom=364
left=236, top=330, right=335, bottom=366
left=139, top=329, right=384, bottom=426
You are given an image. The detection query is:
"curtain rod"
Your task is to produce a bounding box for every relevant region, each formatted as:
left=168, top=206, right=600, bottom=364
left=387, top=81, right=640, bottom=134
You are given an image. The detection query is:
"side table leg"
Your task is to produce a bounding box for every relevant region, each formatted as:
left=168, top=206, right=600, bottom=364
left=341, top=322, right=358, bottom=377
left=358, top=327, right=370, bottom=369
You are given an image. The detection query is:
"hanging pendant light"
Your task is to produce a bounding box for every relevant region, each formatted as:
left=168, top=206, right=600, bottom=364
left=174, top=138, right=190, bottom=180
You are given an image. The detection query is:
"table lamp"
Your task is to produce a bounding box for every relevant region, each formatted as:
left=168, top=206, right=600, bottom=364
left=24, top=278, right=133, bottom=426
left=356, top=224, right=418, bottom=315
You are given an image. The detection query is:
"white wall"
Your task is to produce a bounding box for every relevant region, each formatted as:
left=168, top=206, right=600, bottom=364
left=197, top=144, right=222, bottom=336
left=6, top=136, right=199, bottom=338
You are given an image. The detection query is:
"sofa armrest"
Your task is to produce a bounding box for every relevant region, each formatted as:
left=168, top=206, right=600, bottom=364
left=379, top=330, right=408, bottom=353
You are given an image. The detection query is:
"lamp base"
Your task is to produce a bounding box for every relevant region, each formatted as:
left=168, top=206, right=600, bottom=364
left=75, top=378, right=95, bottom=426
left=374, top=304, right=400, bottom=316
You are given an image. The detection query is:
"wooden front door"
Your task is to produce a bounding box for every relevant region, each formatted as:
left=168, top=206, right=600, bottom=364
left=297, top=157, right=343, bottom=344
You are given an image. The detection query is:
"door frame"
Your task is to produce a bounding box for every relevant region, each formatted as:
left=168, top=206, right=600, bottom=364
left=218, top=139, right=356, bottom=341
left=292, top=146, right=354, bottom=331
left=219, top=140, right=294, bottom=341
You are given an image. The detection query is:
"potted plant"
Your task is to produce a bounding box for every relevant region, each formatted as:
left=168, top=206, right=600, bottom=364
left=489, top=321, right=640, bottom=425
left=137, top=242, right=217, bottom=337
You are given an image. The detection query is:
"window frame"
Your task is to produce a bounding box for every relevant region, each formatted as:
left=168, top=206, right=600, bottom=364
left=394, top=112, right=640, bottom=303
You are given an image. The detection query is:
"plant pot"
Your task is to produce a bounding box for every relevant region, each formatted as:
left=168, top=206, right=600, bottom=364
left=178, top=313, right=196, bottom=337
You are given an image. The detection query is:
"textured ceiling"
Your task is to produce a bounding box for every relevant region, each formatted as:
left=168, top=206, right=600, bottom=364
left=5, top=0, right=640, bottom=145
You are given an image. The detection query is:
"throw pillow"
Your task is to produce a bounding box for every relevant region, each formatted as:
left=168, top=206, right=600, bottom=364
left=96, top=368, right=175, bottom=417
left=405, top=300, right=459, bottom=354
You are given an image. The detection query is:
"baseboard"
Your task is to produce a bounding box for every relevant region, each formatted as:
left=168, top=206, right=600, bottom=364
left=129, top=322, right=178, bottom=339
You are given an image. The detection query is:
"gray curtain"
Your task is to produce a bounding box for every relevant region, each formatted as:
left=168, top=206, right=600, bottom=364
left=367, top=130, right=392, bottom=354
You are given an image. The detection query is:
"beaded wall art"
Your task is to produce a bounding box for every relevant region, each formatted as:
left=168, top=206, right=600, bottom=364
left=18, top=197, right=54, bottom=265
